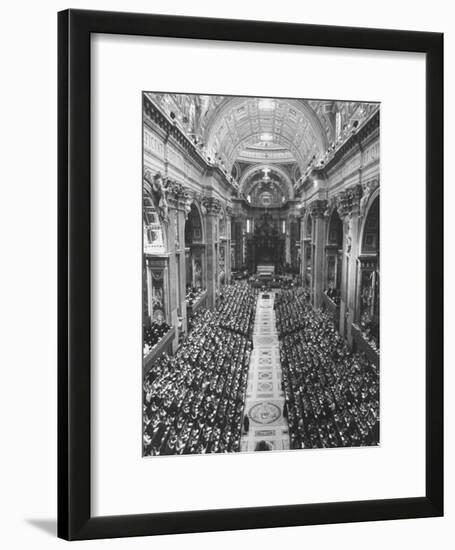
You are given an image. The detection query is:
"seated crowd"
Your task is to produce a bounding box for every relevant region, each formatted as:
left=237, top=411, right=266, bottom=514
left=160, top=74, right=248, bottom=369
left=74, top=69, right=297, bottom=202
left=143, top=282, right=257, bottom=456
left=325, top=286, right=341, bottom=305
left=143, top=320, right=172, bottom=356
left=275, top=289, right=379, bottom=449
left=358, top=312, right=380, bottom=352
left=185, top=284, right=205, bottom=307
left=217, top=282, right=257, bottom=336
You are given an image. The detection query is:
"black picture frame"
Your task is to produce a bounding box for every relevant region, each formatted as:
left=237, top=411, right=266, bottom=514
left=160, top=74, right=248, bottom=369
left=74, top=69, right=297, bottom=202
left=58, top=8, right=443, bottom=541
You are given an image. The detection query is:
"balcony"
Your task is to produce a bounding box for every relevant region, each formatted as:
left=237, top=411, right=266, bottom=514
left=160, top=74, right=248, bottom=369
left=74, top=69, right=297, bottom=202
left=143, top=326, right=176, bottom=376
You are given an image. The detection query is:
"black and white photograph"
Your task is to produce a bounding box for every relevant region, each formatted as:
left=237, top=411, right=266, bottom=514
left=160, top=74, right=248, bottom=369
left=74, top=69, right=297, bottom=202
left=142, top=93, right=380, bottom=456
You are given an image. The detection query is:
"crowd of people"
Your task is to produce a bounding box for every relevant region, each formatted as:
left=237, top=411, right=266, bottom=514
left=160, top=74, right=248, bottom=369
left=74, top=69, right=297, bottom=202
left=185, top=284, right=205, bottom=307
left=325, top=286, right=341, bottom=305
left=143, top=282, right=258, bottom=456
left=217, top=282, right=257, bottom=336
left=275, top=289, right=379, bottom=449
left=143, top=320, right=172, bottom=357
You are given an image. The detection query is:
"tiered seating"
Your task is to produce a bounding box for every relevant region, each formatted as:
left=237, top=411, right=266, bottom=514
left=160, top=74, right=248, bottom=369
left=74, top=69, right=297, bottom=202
left=275, top=289, right=379, bottom=449
left=143, top=283, right=258, bottom=456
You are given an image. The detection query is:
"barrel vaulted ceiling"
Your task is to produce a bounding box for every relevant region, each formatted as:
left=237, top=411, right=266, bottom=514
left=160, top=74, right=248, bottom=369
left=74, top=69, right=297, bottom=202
left=149, top=93, right=379, bottom=198
left=202, top=97, right=329, bottom=173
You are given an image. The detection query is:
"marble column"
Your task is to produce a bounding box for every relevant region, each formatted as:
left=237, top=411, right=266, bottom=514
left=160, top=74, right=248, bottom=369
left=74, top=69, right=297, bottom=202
left=309, top=200, right=327, bottom=309
left=284, top=220, right=291, bottom=265
left=167, top=182, right=190, bottom=348
left=298, top=217, right=304, bottom=282
left=176, top=195, right=189, bottom=335
left=165, top=206, right=179, bottom=350
left=202, top=197, right=221, bottom=308
left=225, top=207, right=233, bottom=283
left=336, top=185, right=362, bottom=344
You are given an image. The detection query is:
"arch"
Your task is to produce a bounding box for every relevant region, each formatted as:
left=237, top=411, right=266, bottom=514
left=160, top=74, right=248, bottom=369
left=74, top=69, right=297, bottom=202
left=239, top=163, right=295, bottom=200
left=360, top=192, right=380, bottom=255
left=327, top=209, right=343, bottom=248
left=304, top=212, right=313, bottom=240
left=185, top=201, right=205, bottom=245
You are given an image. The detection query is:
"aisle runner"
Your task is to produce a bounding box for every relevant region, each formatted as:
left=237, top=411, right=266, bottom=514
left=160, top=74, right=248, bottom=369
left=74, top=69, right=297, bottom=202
left=241, top=292, right=290, bottom=452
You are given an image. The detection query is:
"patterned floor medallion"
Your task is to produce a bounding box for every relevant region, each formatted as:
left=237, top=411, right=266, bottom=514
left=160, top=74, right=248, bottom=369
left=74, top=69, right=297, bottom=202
left=256, top=336, right=275, bottom=346
left=249, top=402, right=281, bottom=424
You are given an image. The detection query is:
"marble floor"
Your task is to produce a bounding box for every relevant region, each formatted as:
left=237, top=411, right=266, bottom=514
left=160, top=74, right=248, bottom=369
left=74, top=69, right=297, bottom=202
left=241, top=292, right=290, bottom=452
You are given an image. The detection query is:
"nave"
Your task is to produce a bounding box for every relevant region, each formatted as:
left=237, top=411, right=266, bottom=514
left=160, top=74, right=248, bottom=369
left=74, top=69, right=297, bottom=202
left=142, top=93, right=380, bottom=456
left=143, top=281, right=379, bottom=456
left=241, top=291, right=290, bottom=453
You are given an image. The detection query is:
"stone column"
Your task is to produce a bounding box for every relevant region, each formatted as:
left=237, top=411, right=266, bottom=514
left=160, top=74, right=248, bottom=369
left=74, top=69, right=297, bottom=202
left=336, top=185, right=362, bottom=344
left=226, top=207, right=233, bottom=283
left=167, top=182, right=189, bottom=345
left=176, top=190, right=190, bottom=335
left=202, top=197, right=221, bottom=308
left=284, top=219, right=291, bottom=265
left=165, top=206, right=179, bottom=350
left=309, top=200, right=327, bottom=309
left=145, top=258, right=153, bottom=326
left=298, top=216, right=305, bottom=285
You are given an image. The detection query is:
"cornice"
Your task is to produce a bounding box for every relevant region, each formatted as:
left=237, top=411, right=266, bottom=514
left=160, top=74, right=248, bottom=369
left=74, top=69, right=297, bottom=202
left=143, top=94, right=237, bottom=194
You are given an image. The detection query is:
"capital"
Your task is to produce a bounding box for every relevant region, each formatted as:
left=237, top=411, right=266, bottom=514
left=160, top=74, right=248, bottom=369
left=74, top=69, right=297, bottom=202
left=308, top=199, right=328, bottom=219
left=335, top=184, right=362, bottom=220
left=202, top=196, right=222, bottom=215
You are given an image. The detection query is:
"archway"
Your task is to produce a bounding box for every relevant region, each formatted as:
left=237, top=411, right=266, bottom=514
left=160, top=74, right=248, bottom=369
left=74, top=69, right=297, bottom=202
left=325, top=209, right=343, bottom=302
left=184, top=203, right=205, bottom=299
left=358, top=195, right=380, bottom=349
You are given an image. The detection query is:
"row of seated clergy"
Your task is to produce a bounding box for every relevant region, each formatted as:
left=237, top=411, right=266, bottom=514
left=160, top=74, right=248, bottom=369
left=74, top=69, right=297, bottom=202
left=143, top=282, right=258, bottom=456
left=275, top=288, right=379, bottom=449
left=143, top=320, right=171, bottom=356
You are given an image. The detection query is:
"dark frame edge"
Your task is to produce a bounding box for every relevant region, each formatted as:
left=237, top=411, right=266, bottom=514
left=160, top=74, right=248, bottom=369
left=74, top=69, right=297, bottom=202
left=58, top=8, right=93, bottom=540
left=57, top=8, right=69, bottom=541
left=68, top=497, right=441, bottom=541
left=425, top=32, right=444, bottom=516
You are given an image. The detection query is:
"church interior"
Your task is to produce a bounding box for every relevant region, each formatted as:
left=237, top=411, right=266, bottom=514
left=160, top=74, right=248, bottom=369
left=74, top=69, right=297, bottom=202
left=142, top=93, right=380, bottom=456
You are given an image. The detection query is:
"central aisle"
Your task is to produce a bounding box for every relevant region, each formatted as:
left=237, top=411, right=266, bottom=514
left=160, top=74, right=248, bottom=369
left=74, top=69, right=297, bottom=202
left=241, top=292, right=290, bottom=452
